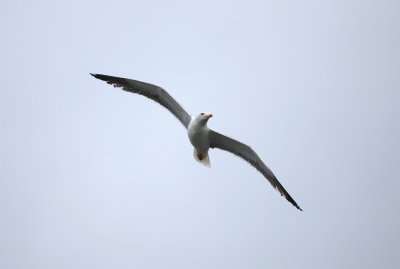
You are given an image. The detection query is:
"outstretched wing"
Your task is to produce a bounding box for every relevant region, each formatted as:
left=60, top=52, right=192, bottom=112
left=91, top=73, right=192, bottom=128
left=209, top=130, right=302, bottom=211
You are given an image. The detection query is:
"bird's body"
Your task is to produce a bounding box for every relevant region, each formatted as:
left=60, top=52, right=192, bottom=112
left=91, top=73, right=302, bottom=211
left=187, top=113, right=213, bottom=167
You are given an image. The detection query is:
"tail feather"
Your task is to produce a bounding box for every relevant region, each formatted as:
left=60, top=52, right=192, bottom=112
left=193, top=149, right=211, bottom=167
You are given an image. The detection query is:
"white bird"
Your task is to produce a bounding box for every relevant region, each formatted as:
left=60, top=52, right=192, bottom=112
left=91, top=73, right=302, bottom=211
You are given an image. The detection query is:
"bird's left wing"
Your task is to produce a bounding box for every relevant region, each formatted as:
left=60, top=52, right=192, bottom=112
left=209, top=129, right=302, bottom=211
left=91, top=73, right=192, bottom=128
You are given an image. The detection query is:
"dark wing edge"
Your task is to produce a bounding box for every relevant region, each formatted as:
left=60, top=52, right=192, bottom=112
left=209, top=130, right=302, bottom=211
left=90, top=73, right=192, bottom=128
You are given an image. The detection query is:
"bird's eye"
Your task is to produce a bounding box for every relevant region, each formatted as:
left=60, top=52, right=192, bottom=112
left=201, top=113, right=204, bottom=115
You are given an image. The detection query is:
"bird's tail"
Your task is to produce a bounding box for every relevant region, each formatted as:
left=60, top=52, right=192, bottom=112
left=193, top=149, right=211, bottom=167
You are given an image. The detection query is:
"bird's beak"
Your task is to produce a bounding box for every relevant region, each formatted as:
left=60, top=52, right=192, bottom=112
left=207, top=114, right=213, bottom=119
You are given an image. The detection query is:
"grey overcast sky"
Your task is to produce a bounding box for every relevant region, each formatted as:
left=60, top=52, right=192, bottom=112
left=1, top=0, right=399, bottom=268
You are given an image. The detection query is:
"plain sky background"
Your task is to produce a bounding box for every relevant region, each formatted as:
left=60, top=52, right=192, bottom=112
left=1, top=0, right=399, bottom=268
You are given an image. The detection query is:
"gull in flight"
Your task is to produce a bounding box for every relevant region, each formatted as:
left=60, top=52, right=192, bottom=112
left=91, top=73, right=302, bottom=211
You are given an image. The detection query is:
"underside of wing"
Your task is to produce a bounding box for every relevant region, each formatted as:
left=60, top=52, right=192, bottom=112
left=91, top=73, right=192, bottom=128
left=209, top=130, right=302, bottom=211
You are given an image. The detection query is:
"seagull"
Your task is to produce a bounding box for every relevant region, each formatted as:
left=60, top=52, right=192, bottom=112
left=91, top=73, right=302, bottom=211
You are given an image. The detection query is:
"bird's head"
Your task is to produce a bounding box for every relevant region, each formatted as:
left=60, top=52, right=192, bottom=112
left=198, top=112, right=213, bottom=121
left=193, top=112, right=213, bottom=126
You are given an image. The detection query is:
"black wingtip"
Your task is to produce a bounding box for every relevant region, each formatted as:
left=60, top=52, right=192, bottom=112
left=90, top=73, right=111, bottom=82
left=285, top=194, right=303, bottom=211
left=292, top=201, right=303, bottom=211
left=281, top=189, right=302, bottom=211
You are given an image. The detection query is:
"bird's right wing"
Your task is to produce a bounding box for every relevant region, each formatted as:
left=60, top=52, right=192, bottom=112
left=209, top=130, right=302, bottom=211
left=91, top=73, right=192, bottom=128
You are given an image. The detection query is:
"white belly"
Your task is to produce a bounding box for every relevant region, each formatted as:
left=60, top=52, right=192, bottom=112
left=187, top=120, right=210, bottom=152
